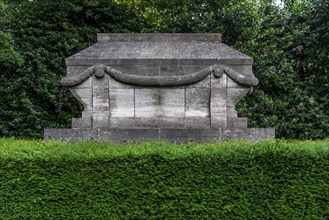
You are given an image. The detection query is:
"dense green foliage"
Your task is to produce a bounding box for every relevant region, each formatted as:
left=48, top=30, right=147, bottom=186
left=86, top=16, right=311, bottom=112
left=0, top=0, right=328, bottom=139
left=0, top=31, right=23, bottom=68
left=239, top=0, right=329, bottom=139
left=0, top=0, right=147, bottom=138
left=0, top=139, right=328, bottom=219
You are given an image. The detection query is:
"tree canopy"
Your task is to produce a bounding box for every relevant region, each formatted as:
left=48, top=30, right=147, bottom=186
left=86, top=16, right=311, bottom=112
left=0, top=0, right=328, bottom=139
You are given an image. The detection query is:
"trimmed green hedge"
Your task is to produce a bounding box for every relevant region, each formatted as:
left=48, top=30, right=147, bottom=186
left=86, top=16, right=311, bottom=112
left=0, top=139, right=328, bottom=219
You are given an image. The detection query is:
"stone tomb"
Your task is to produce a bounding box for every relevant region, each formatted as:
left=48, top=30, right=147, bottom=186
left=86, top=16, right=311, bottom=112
left=44, top=33, right=275, bottom=142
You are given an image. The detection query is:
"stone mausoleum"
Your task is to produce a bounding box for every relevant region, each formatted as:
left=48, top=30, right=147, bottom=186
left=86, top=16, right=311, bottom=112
left=44, top=33, right=275, bottom=142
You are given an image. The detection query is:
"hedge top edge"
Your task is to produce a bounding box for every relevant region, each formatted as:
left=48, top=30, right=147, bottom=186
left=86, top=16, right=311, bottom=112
left=0, top=138, right=328, bottom=161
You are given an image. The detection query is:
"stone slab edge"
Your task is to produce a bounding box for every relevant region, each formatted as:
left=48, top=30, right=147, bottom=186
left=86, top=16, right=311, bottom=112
left=97, top=33, right=222, bottom=43
left=44, top=128, right=275, bottom=143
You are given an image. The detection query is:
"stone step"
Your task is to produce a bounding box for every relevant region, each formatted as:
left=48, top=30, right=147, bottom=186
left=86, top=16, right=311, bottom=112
left=44, top=128, right=275, bottom=143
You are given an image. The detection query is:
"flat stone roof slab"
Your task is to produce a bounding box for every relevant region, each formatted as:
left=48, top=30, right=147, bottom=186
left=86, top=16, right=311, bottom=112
left=66, top=33, right=252, bottom=66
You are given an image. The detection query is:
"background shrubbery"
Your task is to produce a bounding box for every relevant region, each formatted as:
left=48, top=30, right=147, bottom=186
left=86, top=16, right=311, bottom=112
left=0, top=0, right=328, bottom=139
left=0, top=139, right=328, bottom=219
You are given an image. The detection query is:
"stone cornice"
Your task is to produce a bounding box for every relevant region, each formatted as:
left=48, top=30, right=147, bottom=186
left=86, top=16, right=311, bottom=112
left=60, top=64, right=258, bottom=87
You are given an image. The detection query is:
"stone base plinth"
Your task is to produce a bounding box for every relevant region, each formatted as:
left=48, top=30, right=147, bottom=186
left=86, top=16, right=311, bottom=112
left=44, top=128, right=275, bottom=143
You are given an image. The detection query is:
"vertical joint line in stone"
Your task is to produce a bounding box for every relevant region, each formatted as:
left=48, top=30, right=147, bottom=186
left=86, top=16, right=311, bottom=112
left=223, top=74, right=228, bottom=127
left=223, top=70, right=229, bottom=122
left=209, top=73, right=212, bottom=126
left=91, top=76, right=94, bottom=128
left=133, top=88, right=136, bottom=118
left=184, top=86, right=186, bottom=120
left=108, top=85, right=111, bottom=126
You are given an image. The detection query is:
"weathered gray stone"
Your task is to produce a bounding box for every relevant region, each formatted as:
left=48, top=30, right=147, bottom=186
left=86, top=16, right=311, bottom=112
left=44, top=128, right=275, bottom=143
left=72, top=117, right=92, bottom=129
left=92, top=75, right=109, bottom=128
left=135, top=89, right=161, bottom=117
left=210, top=74, right=227, bottom=128
left=114, top=65, right=159, bottom=77
left=109, top=89, right=134, bottom=117
left=109, top=118, right=159, bottom=129
left=44, top=129, right=98, bottom=142
left=97, top=33, right=222, bottom=43
left=65, top=34, right=252, bottom=66
left=227, top=118, right=248, bottom=128
left=61, top=64, right=258, bottom=88
left=100, top=129, right=160, bottom=143
left=69, top=87, right=92, bottom=118
left=160, top=89, right=185, bottom=117
left=108, top=117, right=215, bottom=129
left=185, top=117, right=211, bottom=129
left=185, top=75, right=210, bottom=88
left=109, top=75, right=135, bottom=89
left=160, top=65, right=205, bottom=76
left=185, top=88, right=210, bottom=118
left=158, top=117, right=186, bottom=129
left=66, top=66, right=90, bottom=77
left=45, top=33, right=275, bottom=142
left=221, top=128, right=275, bottom=141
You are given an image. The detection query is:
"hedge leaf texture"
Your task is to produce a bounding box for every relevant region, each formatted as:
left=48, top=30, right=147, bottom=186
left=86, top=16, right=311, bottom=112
left=0, top=139, right=328, bottom=219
